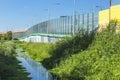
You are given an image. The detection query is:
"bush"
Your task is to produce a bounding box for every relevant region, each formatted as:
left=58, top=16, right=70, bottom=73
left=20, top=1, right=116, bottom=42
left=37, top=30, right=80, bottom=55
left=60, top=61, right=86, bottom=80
left=42, top=29, right=95, bottom=69
left=17, top=42, right=53, bottom=61
left=50, top=23, right=120, bottom=80
left=0, top=41, right=31, bottom=80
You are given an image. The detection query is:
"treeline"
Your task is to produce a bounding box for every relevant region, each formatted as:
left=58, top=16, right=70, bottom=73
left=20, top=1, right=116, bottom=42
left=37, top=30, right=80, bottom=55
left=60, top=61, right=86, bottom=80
left=0, top=31, right=12, bottom=40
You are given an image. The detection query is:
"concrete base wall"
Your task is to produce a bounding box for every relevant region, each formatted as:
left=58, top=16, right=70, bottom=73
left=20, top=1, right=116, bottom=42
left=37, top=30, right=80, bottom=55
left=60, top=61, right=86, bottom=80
left=19, top=36, right=63, bottom=43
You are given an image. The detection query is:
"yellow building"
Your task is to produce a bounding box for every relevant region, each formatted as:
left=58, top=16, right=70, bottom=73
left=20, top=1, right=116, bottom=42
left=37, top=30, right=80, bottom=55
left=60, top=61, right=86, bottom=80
left=98, top=4, right=120, bottom=31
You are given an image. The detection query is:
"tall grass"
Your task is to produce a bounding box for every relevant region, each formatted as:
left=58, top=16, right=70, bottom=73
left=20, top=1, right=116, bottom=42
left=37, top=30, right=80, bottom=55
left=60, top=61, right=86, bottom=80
left=42, top=29, right=96, bottom=69
left=0, top=41, right=31, bottom=80
left=16, top=23, right=120, bottom=80
left=17, top=42, right=53, bottom=61
left=50, top=23, right=120, bottom=80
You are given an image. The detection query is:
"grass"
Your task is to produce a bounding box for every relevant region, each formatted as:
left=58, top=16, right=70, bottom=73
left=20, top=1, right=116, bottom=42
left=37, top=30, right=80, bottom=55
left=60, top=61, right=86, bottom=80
left=42, top=29, right=95, bottom=69
left=49, top=23, right=120, bottom=80
left=0, top=41, right=31, bottom=80
left=16, top=42, right=53, bottom=61
left=16, top=23, right=120, bottom=80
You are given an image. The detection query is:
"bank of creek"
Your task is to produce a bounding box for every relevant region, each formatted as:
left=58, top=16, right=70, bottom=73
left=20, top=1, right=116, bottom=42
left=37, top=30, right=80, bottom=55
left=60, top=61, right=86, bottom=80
left=16, top=48, right=53, bottom=80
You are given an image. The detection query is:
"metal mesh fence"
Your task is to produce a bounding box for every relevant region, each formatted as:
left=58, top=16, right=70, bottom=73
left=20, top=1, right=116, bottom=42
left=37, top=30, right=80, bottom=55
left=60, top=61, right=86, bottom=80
left=13, top=12, right=98, bottom=39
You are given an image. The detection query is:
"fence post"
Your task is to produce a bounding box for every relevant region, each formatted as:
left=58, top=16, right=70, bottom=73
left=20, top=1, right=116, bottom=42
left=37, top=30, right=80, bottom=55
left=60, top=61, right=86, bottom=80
left=87, top=13, right=89, bottom=34
left=92, top=12, right=94, bottom=31
left=82, top=13, right=84, bottom=31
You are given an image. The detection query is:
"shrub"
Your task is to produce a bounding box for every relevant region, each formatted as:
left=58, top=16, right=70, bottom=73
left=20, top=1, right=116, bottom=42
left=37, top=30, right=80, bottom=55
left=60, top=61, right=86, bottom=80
left=50, top=23, right=120, bottom=80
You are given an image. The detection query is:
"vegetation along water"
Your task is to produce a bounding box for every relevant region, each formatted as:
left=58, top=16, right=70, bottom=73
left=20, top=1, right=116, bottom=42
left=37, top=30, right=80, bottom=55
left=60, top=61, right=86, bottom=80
left=1, top=23, right=120, bottom=80
left=16, top=23, right=120, bottom=80
left=0, top=41, right=31, bottom=80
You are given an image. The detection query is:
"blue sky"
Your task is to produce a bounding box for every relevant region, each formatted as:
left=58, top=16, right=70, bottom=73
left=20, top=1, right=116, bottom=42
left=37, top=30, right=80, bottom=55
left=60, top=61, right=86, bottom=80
left=0, top=0, right=120, bottom=32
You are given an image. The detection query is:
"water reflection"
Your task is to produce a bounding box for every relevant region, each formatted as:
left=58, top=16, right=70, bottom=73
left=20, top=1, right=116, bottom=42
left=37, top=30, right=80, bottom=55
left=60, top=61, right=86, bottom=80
left=16, top=48, right=53, bottom=80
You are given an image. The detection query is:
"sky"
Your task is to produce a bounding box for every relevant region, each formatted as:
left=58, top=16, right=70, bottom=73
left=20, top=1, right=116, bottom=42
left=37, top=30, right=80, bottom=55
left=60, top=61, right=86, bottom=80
left=0, top=0, right=120, bottom=32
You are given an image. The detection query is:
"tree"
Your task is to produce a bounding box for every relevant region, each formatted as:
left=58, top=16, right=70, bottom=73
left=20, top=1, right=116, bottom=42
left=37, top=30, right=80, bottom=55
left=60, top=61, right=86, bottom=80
left=0, top=34, right=2, bottom=40
left=6, top=31, right=12, bottom=40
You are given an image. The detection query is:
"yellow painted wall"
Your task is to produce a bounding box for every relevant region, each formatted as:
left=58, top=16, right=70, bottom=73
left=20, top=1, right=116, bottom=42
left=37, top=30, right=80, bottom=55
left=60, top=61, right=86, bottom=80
left=99, top=4, right=120, bottom=24
left=99, top=9, right=109, bottom=25
left=98, top=4, right=120, bottom=31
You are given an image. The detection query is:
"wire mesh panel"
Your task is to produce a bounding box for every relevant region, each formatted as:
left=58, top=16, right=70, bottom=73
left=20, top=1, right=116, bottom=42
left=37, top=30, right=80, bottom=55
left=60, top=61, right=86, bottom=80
left=13, top=12, right=98, bottom=39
